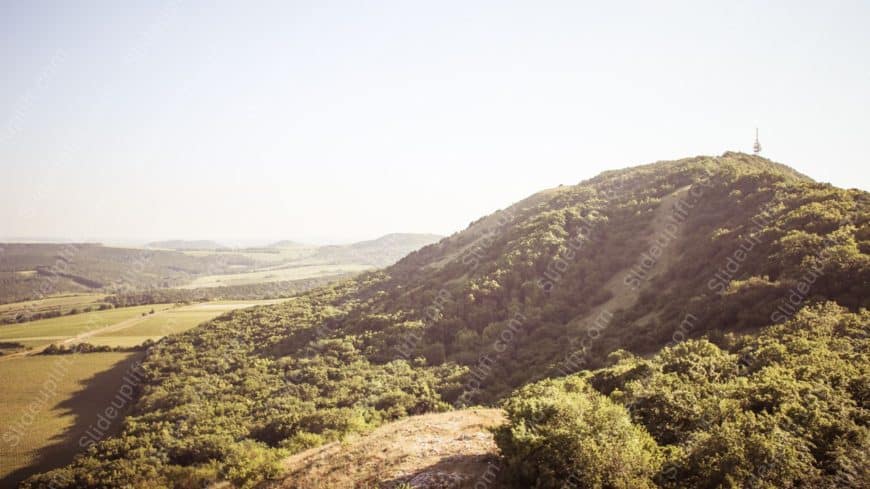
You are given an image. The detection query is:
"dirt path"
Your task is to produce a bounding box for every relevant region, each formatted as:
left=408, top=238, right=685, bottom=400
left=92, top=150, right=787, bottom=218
left=568, top=185, right=691, bottom=334
left=273, top=409, right=505, bottom=489
left=0, top=299, right=293, bottom=362
left=0, top=306, right=175, bottom=362
left=62, top=306, right=174, bottom=343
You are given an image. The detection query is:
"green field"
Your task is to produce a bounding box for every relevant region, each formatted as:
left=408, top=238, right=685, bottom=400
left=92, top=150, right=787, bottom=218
left=0, top=293, right=107, bottom=323
left=178, top=263, right=372, bottom=288
left=0, top=300, right=289, bottom=350
left=87, top=300, right=289, bottom=347
left=0, top=298, right=290, bottom=485
left=0, top=293, right=105, bottom=315
left=0, top=352, right=144, bottom=487
left=181, top=245, right=319, bottom=264
left=0, top=304, right=172, bottom=348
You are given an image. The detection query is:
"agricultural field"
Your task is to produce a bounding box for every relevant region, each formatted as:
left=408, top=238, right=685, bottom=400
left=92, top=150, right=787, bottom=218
left=0, top=293, right=106, bottom=315
left=181, top=244, right=319, bottom=264
left=0, top=293, right=107, bottom=323
left=86, top=299, right=289, bottom=347
left=0, top=298, right=291, bottom=486
left=0, top=299, right=289, bottom=351
left=0, top=304, right=172, bottom=349
left=0, top=352, right=144, bottom=487
left=178, top=263, right=372, bottom=289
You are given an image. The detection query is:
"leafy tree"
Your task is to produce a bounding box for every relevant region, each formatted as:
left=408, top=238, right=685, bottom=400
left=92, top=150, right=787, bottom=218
left=494, top=377, right=662, bottom=489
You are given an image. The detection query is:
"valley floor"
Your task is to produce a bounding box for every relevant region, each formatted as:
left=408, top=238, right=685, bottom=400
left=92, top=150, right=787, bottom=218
left=0, top=298, right=291, bottom=486
left=0, top=352, right=143, bottom=487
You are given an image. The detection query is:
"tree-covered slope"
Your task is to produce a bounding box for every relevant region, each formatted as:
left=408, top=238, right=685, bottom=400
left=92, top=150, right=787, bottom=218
left=0, top=243, right=258, bottom=303
left=22, top=153, right=868, bottom=488
left=496, top=303, right=868, bottom=488
left=355, top=152, right=867, bottom=399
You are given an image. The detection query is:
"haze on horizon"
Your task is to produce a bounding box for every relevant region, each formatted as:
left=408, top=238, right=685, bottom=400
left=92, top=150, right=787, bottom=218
left=2, top=1, right=869, bottom=244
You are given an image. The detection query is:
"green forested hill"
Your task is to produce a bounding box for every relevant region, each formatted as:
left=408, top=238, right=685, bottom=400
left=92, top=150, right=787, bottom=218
left=0, top=244, right=256, bottom=303
left=22, top=153, right=869, bottom=488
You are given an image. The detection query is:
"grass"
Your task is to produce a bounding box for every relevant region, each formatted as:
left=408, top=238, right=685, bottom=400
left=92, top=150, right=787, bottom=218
left=179, top=263, right=372, bottom=289
left=0, top=300, right=289, bottom=349
left=0, top=293, right=106, bottom=313
left=0, top=299, right=289, bottom=484
left=0, top=305, right=172, bottom=348
left=0, top=293, right=107, bottom=322
left=0, top=352, right=143, bottom=487
left=86, top=299, right=289, bottom=347
left=182, top=246, right=320, bottom=264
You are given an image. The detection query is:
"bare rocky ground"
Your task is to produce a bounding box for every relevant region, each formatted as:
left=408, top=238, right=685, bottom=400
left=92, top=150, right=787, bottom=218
left=270, top=409, right=506, bottom=489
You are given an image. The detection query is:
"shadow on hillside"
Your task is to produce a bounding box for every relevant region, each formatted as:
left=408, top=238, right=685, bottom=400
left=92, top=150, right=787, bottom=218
left=377, top=453, right=503, bottom=489
left=1, top=352, right=144, bottom=488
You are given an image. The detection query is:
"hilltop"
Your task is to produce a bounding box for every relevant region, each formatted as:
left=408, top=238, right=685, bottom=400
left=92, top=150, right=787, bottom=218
left=313, top=233, right=445, bottom=267
left=22, top=153, right=869, bottom=489
left=273, top=408, right=504, bottom=489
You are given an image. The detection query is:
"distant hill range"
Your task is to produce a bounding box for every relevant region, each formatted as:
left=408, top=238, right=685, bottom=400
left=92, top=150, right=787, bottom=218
left=145, top=240, right=227, bottom=250
left=268, top=240, right=307, bottom=248
left=0, top=233, right=443, bottom=303
left=312, top=233, right=445, bottom=267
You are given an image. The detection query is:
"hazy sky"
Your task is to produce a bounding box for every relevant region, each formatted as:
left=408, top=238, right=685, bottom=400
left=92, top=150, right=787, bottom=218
left=2, top=1, right=868, bottom=244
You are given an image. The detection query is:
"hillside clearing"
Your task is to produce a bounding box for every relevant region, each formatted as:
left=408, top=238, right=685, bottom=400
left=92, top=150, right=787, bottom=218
left=273, top=409, right=505, bottom=489
left=566, top=185, right=691, bottom=335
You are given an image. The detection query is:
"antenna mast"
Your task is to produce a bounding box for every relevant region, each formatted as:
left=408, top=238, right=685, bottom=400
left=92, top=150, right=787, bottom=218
left=753, top=128, right=762, bottom=154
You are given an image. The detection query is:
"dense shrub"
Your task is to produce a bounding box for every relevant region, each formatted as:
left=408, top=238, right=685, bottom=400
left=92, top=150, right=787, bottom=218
left=494, top=376, right=663, bottom=489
